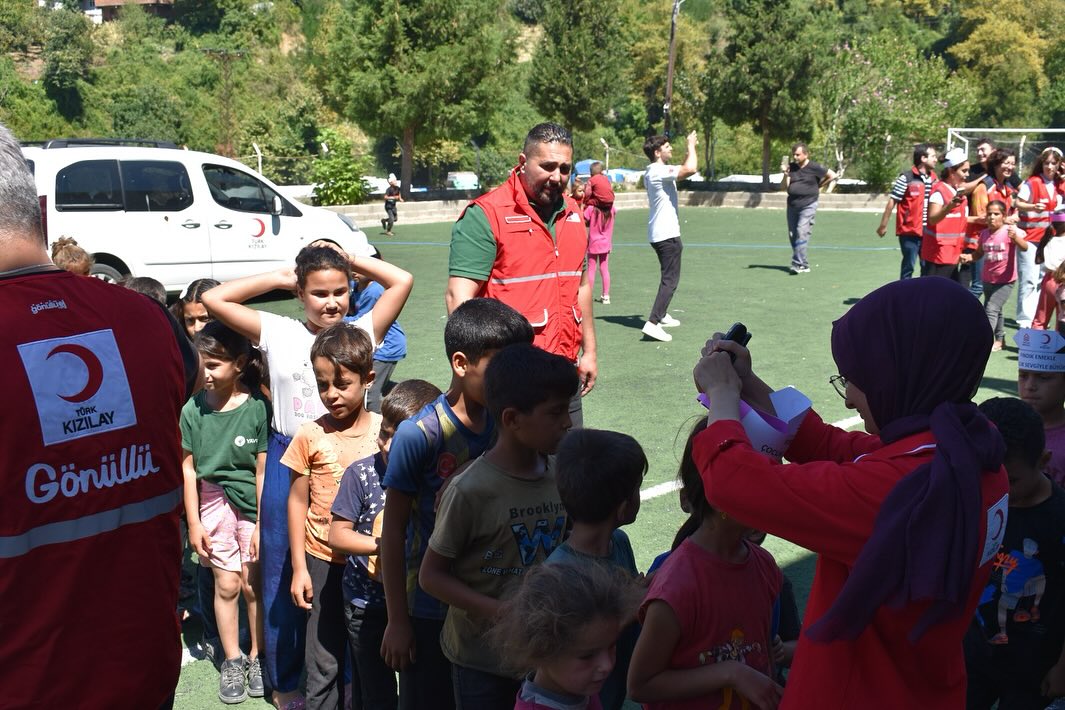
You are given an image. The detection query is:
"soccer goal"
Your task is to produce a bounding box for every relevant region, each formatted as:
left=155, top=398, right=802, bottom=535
left=947, top=128, right=1065, bottom=171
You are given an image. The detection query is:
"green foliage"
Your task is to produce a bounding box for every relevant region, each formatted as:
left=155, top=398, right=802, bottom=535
left=812, top=31, right=977, bottom=189
left=315, top=0, right=516, bottom=193
left=528, top=0, right=625, bottom=131
left=509, top=0, right=544, bottom=23
left=43, top=9, right=93, bottom=92
left=311, top=129, right=371, bottom=205
left=0, top=58, right=73, bottom=140
left=0, top=1, right=45, bottom=53
left=704, top=0, right=824, bottom=183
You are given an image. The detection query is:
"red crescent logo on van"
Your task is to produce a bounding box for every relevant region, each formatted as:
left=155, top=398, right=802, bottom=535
left=47, top=343, right=104, bottom=402
left=252, top=218, right=266, bottom=238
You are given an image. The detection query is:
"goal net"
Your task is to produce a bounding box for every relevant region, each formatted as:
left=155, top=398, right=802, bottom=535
left=948, top=128, right=1065, bottom=173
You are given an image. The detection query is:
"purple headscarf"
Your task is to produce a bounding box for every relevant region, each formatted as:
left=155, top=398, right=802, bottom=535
left=807, top=277, right=1004, bottom=643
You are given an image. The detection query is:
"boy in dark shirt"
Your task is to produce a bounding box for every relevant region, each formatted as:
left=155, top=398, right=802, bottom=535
left=967, top=397, right=1065, bottom=708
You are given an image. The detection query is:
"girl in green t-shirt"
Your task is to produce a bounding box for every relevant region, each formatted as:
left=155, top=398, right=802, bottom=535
left=180, top=321, right=269, bottom=704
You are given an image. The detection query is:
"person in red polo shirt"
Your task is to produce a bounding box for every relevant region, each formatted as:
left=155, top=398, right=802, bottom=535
left=445, top=122, right=596, bottom=427
left=0, top=121, right=200, bottom=708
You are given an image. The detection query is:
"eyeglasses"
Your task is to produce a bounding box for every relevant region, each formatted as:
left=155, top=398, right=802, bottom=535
left=829, top=374, right=847, bottom=399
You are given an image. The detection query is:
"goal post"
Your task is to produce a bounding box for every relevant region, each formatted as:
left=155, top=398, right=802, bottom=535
left=947, top=128, right=1065, bottom=172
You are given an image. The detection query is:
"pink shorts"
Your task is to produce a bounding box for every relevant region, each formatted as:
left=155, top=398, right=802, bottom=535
left=198, top=480, right=256, bottom=573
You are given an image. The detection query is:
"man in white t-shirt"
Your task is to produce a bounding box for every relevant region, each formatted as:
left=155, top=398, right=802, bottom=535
left=642, top=131, right=697, bottom=342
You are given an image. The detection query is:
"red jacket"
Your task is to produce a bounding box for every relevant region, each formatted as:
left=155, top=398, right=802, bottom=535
left=466, top=169, right=588, bottom=361
left=694, top=414, right=1007, bottom=710
left=1019, top=174, right=1054, bottom=244
left=896, top=167, right=933, bottom=237
left=922, top=181, right=967, bottom=265
left=1, top=270, right=185, bottom=708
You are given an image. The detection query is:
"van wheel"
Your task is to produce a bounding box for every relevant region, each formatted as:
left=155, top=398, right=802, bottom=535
left=90, top=263, right=126, bottom=284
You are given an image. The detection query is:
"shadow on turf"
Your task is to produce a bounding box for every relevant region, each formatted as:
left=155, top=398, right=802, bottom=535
left=598, top=314, right=647, bottom=329
left=980, top=375, right=1021, bottom=396
left=747, top=264, right=792, bottom=273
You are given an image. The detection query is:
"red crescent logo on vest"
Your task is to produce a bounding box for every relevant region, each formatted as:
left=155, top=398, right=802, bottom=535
left=47, top=343, right=104, bottom=402
left=990, top=508, right=1005, bottom=540
left=437, top=452, right=458, bottom=479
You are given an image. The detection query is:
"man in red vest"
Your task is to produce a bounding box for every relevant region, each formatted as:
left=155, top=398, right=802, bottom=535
left=0, top=121, right=200, bottom=708
left=446, top=122, right=595, bottom=426
left=877, top=143, right=938, bottom=280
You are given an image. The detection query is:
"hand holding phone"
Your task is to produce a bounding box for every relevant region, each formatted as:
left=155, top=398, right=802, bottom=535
left=720, top=322, right=752, bottom=363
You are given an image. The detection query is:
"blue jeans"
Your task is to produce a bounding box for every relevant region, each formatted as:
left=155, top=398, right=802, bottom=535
left=451, top=664, right=520, bottom=710
left=261, top=431, right=305, bottom=694
left=787, top=201, right=817, bottom=269
left=898, top=234, right=921, bottom=280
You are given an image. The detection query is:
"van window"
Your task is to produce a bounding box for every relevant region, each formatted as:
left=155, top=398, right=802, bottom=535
left=55, top=160, right=123, bottom=211
left=203, top=164, right=302, bottom=216
left=122, top=161, right=193, bottom=212
left=203, top=164, right=273, bottom=213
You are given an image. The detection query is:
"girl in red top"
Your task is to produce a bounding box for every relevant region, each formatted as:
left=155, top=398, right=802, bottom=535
left=628, top=419, right=783, bottom=710
left=692, top=277, right=1008, bottom=709
left=1016, top=148, right=1062, bottom=329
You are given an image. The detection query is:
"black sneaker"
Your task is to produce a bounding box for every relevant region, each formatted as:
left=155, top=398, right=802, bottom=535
left=246, top=655, right=264, bottom=698
left=218, top=656, right=248, bottom=704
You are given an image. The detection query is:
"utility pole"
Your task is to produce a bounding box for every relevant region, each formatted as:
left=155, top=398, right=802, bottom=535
left=663, top=0, right=684, bottom=138
left=201, top=48, right=245, bottom=158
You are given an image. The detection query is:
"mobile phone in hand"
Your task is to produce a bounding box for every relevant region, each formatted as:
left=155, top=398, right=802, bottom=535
left=721, top=322, right=751, bottom=362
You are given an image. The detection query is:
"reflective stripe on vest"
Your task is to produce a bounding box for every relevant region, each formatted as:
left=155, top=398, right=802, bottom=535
left=1019, top=175, right=1053, bottom=229
left=0, top=486, right=180, bottom=559
left=489, top=270, right=584, bottom=285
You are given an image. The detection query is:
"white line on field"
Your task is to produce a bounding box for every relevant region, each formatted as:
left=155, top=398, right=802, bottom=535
left=640, top=414, right=865, bottom=502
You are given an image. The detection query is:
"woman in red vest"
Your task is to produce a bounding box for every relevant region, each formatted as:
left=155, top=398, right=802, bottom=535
left=1019, top=148, right=1063, bottom=328
left=923, top=148, right=971, bottom=279
left=963, top=149, right=1018, bottom=298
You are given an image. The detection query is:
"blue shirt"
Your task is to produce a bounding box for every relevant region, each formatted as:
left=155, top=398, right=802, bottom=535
left=381, top=394, right=495, bottom=619
left=330, top=454, right=387, bottom=608
left=349, top=281, right=406, bottom=362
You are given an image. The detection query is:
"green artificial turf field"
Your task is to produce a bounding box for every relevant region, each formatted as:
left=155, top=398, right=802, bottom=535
left=175, top=205, right=1026, bottom=707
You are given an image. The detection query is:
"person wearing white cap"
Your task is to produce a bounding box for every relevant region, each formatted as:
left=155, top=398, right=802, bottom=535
left=383, top=173, right=403, bottom=236
left=923, top=147, right=971, bottom=279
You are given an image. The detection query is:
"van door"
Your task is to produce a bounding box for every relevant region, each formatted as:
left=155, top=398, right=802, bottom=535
left=118, top=160, right=207, bottom=288
left=201, top=164, right=303, bottom=281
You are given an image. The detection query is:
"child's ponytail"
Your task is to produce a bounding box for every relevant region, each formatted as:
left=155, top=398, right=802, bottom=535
left=673, top=418, right=715, bottom=551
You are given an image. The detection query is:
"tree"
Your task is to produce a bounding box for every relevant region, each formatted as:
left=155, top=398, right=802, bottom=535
left=314, top=0, right=516, bottom=197
left=704, top=0, right=823, bottom=187
left=42, top=9, right=94, bottom=118
left=528, top=0, right=625, bottom=131
left=813, top=32, right=977, bottom=188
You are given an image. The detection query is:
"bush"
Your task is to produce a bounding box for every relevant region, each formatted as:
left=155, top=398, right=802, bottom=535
left=310, top=129, right=371, bottom=206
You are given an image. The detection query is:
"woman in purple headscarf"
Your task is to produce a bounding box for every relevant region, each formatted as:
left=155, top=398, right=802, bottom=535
left=690, top=277, right=1008, bottom=709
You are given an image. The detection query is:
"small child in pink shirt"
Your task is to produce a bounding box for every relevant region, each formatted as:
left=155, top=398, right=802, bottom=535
left=975, top=200, right=1028, bottom=350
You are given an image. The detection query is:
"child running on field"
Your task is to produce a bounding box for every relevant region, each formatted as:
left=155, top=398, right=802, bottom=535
left=282, top=324, right=383, bottom=709
left=547, top=429, right=647, bottom=710
left=180, top=321, right=270, bottom=704
left=420, top=343, right=578, bottom=710
left=203, top=244, right=411, bottom=710
left=628, top=419, right=783, bottom=710
left=328, top=379, right=441, bottom=710
left=974, top=200, right=1028, bottom=351
left=489, top=562, right=645, bottom=710
left=379, top=299, right=533, bottom=710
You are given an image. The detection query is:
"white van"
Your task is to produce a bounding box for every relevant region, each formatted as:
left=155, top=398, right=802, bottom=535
left=22, top=140, right=373, bottom=291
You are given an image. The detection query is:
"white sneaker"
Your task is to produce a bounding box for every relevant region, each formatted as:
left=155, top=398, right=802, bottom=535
left=601, top=295, right=610, bottom=305
left=660, top=313, right=681, bottom=327
left=642, top=321, right=673, bottom=342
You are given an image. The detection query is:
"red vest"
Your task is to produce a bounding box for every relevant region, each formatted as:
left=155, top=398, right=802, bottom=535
left=1019, top=174, right=1054, bottom=243
left=966, top=176, right=1017, bottom=248
left=1, top=270, right=185, bottom=707
left=896, top=167, right=933, bottom=237
left=922, top=181, right=967, bottom=265
left=465, top=169, right=588, bottom=361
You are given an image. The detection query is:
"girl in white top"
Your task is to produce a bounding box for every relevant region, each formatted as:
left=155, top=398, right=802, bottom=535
left=202, top=242, right=412, bottom=710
